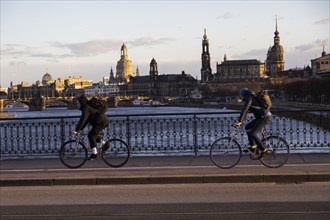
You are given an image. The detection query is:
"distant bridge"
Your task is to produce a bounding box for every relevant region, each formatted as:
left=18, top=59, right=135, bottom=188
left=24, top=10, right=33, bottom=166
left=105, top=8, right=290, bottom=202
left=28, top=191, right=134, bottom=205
left=0, top=96, right=132, bottom=112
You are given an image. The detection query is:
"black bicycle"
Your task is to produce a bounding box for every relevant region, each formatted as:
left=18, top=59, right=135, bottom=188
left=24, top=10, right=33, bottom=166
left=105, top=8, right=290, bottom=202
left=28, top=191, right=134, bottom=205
left=59, top=131, right=130, bottom=169
left=210, top=125, right=290, bottom=169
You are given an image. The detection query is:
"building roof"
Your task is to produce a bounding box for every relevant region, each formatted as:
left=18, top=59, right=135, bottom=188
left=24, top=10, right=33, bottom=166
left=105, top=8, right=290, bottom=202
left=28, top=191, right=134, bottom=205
left=219, top=59, right=264, bottom=66
left=311, top=54, right=330, bottom=62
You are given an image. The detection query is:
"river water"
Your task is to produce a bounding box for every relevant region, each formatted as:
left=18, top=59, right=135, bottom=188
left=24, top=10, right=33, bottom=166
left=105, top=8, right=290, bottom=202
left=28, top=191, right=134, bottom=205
left=11, top=106, right=231, bottom=118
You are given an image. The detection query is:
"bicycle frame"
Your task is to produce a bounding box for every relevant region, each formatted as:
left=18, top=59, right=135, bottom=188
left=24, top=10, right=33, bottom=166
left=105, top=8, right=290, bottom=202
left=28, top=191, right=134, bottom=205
left=226, top=126, right=247, bottom=150
left=232, top=126, right=268, bottom=151
left=71, top=131, right=106, bottom=150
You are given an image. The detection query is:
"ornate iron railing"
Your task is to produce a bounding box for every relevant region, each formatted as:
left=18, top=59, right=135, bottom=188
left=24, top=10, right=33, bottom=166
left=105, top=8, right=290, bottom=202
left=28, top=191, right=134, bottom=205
left=0, top=110, right=329, bottom=158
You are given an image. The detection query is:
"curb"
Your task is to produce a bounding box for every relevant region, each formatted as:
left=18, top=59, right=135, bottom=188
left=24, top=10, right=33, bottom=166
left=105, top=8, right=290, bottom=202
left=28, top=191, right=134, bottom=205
left=1, top=172, right=329, bottom=187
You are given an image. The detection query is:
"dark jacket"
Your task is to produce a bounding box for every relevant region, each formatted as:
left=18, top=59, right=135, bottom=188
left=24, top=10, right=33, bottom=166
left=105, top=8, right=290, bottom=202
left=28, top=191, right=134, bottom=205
left=75, top=95, right=109, bottom=131
left=238, top=91, right=265, bottom=123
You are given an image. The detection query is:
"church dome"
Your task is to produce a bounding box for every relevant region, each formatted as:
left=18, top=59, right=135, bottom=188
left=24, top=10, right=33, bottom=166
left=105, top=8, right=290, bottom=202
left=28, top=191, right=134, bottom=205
left=42, top=72, right=53, bottom=85
left=271, top=44, right=284, bottom=53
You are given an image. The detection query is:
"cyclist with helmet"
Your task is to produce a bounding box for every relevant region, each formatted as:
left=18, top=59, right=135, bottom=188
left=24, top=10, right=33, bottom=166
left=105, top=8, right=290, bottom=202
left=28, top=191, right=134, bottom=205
left=232, top=87, right=272, bottom=156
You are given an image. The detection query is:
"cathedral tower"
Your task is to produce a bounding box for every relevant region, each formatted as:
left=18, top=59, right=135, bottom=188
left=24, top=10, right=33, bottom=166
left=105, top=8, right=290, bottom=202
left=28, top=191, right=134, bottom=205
left=201, top=29, right=212, bottom=83
left=116, top=43, right=133, bottom=83
left=266, top=17, right=285, bottom=75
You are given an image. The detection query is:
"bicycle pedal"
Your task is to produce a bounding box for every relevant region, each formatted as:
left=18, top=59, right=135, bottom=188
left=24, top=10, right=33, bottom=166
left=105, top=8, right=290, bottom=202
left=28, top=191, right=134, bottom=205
left=88, top=154, right=99, bottom=161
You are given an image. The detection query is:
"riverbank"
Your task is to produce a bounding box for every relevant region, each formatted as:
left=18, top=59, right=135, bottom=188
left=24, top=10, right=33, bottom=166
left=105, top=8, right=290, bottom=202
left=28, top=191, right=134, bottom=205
left=0, top=113, right=15, bottom=119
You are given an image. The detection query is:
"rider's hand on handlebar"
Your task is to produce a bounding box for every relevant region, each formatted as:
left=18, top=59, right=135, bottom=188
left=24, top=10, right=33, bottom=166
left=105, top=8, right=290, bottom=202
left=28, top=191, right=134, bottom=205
left=72, top=130, right=79, bottom=135
left=232, top=122, right=242, bottom=127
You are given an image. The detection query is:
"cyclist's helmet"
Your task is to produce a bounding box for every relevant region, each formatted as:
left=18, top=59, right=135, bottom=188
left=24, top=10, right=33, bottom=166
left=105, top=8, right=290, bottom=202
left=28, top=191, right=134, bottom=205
left=239, top=87, right=249, bottom=97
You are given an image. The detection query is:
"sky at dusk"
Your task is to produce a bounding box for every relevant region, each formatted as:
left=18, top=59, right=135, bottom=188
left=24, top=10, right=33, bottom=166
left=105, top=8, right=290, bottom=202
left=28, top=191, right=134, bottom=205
left=1, top=0, right=329, bottom=88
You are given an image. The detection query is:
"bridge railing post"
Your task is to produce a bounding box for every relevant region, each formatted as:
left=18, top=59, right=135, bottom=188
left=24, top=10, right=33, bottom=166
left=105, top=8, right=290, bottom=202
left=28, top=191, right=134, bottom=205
left=60, top=117, right=65, bottom=146
left=126, top=115, right=131, bottom=147
left=193, top=114, right=198, bottom=156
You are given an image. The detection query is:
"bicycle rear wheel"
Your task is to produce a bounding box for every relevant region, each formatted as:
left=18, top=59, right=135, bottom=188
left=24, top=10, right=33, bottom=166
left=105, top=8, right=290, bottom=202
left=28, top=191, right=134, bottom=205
left=261, top=136, right=290, bottom=168
left=59, top=140, right=88, bottom=169
left=210, top=137, right=242, bottom=169
left=101, top=139, right=130, bottom=168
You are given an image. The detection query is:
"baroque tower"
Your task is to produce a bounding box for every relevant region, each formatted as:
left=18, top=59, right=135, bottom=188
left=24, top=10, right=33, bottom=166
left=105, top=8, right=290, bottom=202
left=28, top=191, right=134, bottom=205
left=266, top=17, right=285, bottom=76
left=116, top=43, right=133, bottom=83
left=149, top=58, right=158, bottom=81
left=201, top=29, right=212, bottom=83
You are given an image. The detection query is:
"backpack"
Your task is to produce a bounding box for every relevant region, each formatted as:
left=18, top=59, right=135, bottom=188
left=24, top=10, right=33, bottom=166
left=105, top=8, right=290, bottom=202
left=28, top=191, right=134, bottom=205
left=254, top=90, right=272, bottom=111
left=89, top=97, right=108, bottom=114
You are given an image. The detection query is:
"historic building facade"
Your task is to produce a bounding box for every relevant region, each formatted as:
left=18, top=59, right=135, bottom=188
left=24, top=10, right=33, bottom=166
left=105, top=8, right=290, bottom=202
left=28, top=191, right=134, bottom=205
left=128, top=58, right=197, bottom=98
left=84, top=84, right=119, bottom=97
left=8, top=73, right=92, bottom=99
left=311, top=48, right=330, bottom=76
left=200, top=29, right=212, bottom=83
left=266, top=18, right=285, bottom=76
left=215, top=58, right=266, bottom=82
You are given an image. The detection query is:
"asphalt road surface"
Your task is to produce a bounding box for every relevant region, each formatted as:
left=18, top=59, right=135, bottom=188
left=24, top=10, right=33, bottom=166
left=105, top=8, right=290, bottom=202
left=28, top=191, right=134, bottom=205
left=1, top=182, right=329, bottom=220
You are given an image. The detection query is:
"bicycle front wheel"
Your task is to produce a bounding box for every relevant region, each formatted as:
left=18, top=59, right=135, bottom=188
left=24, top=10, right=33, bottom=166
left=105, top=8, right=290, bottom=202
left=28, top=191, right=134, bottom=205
left=59, top=140, right=88, bottom=169
left=210, top=137, right=242, bottom=169
left=261, top=136, right=290, bottom=168
left=101, top=139, right=130, bottom=168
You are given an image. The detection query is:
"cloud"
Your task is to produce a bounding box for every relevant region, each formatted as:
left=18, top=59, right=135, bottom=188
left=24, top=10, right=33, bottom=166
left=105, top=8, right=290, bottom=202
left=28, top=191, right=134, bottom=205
left=46, top=58, right=60, bottom=63
left=295, top=39, right=328, bottom=52
left=9, top=61, right=27, bottom=67
left=50, top=37, right=176, bottom=57
left=1, top=44, right=67, bottom=60
left=231, top=49, right=266, bottom=60
left=51, top=39, right=121, bottom=57
left=31, top=53, right=55, bottom=58
left=216, top=12, right=236, bottom=20
left=314, top=17, right=329, bottom=25
left=1, top=45, right=27, bottom=56
left=128, top=37, right=175, bottom=47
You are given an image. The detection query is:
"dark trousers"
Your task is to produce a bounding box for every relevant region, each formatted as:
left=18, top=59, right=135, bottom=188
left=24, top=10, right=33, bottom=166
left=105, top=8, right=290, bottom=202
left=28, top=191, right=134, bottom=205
left=245, top=116, right=272, bottom=151
left=88, top=114, right=109, bottom=149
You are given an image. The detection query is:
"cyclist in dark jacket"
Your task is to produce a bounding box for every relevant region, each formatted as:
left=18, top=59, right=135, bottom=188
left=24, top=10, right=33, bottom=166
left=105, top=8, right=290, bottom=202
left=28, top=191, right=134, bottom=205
left=232, top=88, right=272, bottom=156
left=72, top=95, right=109, bottom=160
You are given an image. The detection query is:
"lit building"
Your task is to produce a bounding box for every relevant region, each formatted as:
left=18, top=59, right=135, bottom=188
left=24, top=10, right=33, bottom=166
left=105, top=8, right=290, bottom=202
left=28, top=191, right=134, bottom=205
left=215, top=57, right=266, bottom=81
left=266, top=17, right=285, bottom=76
left=311, top=48, right=330, bottom=76
left=115, top=43, right=133, bottom=83
left=57, top=76, right=92, bottom=88
left=84, top=84, right=119, bottom=97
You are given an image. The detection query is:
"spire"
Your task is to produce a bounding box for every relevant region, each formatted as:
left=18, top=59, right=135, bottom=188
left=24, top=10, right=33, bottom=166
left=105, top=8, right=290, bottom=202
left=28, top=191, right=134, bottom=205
left=274, top=15, right=280, bottom=45
left=275, top=15, right=278, bottom=31
left=136, top=66, right=140, bottom=77
left=274, top=15, right=279, bottom=36
left=203, top=28, right=207, bottom=40
left=109, top=67, right=114, bottom=79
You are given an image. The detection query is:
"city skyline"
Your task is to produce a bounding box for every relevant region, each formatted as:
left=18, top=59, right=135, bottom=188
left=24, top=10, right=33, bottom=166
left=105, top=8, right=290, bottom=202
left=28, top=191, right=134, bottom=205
left=1, top=0, right=329, bottom=88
